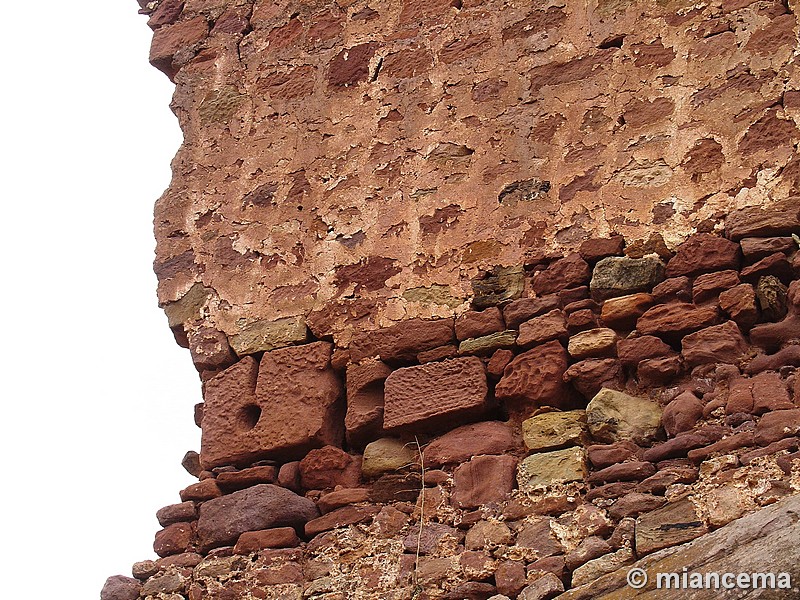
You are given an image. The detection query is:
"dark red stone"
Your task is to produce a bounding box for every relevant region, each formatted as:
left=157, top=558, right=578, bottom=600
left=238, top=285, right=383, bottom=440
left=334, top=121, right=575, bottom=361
left=451, top=455, right=517, bottom=509
left=533, top=253, right=591, bottom=295
left=666, top=234, right=740, bottom=277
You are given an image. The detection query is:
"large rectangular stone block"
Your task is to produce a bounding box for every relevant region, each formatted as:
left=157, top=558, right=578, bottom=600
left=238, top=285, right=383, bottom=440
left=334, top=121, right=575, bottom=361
left=200, top=342, right=344, bottom=468
left=383, top=357, right=489, bottom=431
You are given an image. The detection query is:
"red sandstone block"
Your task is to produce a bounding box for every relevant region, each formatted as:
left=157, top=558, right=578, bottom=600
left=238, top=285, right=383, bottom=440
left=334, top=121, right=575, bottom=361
left=666, top=234, right=740, bottom=277
left=450, top=454, right=517, bottom=509
left=233, top=528, right=300, bottom=554
left=455, top=307, right=504, bottom=341
left=495, top=340, right=575, bottom=413
left=725, top=205, right=800, bottom=241
left=532, top=253, right=591, bottom=295
left=617, top=335, right=674, bottom=367
left=299, top=445, right=360, bottom=491
left=153, top=522, right=194, bottom=557
left=681, top=321, right=749, bottom=367
left=383, top=357, right=489, bottom=431
left=637, top=303, right=720, bottom=339
left=216, top=465, right=278, bottom=490
left=304, top=505, right=380, bottom=537
left=348, top=318, right=454, bottom=363
left=180, top=479, right=221, bottom=502
left=149, top=16, right=209, bottom=78
left=345, top=358, right=392, bottom=447
left=692, top=270, right=740, bottom=303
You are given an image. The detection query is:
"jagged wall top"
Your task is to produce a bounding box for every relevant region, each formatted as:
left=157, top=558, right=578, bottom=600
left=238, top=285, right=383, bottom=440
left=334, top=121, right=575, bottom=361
left=143, top=0, right=800, bottom=350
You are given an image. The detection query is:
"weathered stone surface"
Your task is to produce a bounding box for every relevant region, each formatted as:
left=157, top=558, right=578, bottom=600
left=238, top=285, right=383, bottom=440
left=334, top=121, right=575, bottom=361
left=637, top=303, right=720, bottom=339
left=216, top=465, right=278, bottom=490
left=517, top=447, right=586, bottom=491
left=587, top=441, right=641, bottom=468
left=496, top=341, right=575, bottom=412
left=518, top=310, right=568, bottom=346
left=559, top=494, right=800, bottom=599
left=455, top=307, right=505, bottom=341
left=635, top=497, right=707, bottom=555
left=179, top=479, right=221, bottom=502
left=156, top=502, right=197, bottom=527
left=196, top=484, right=317, bottom=550
left=754, top=408, right=800, bottom=445
left=299, top=446, right=360, bottom=490
left=600, top=294, right=654, bottom=329
left=637, top=355, right=684, bottom=386
left=741, top=252, right=795, bottom=284
left=201, top=342, right=344, bottom=467
left=590, top=257, right=665, bottom=301
left=424, top=421, right=518, bottom=467
left=665, top=234, right=740, bottom=277
left=451, top=455, right=517, bottom=509
left=718, top=283, right=759, bottom=328
left=617, top=335, right=674, bottom=367
left=304, top=505, right=380, bottom=537
left=579, top=236, right=625, bottom=263
left=756, top=275, right=790, bottom=322
left=317, top=488, right=371, bottom=514
left=101, top=576, right=141, bottom=600
left=149, top=15, right=209, bottom=78
left=681, top=321, right=748, bottom=367
left=472, top=266, right=525, bottom=310
left=383, top=357, right=489, bottom=431
left=522, top=410, right=586, bottom=451
left=661, top=391, right=704, bottom=437
left=187, top=326, right=237, bottom=372
left=233, top=528, right=300, bottom=554
left=503, top=296, right=561, bottom=329
left=725, top=205, right=800, bottom=241
left=586, top=389, right=662, bottom=445
left=567, top=328, right=617, bottom=359
left=361, top=437, right=417, bottom=478
left=740, top=236, right=797, bottom=260
left=570, top=548, right=635, bottom=587
left=651, top=276, right=692, bottom=304
left=229, top=316, right=308, bottom=355
left=519, top=573, right=564, bottom=600
left=345, top=358, right=392, bottom=447
left=563, top=358, right=623, bottom=400
left=533, top=253, right=591, bottom=295
left=349, top=318, right=455, bottom=363
left=691, top=270, right=740, bottom=304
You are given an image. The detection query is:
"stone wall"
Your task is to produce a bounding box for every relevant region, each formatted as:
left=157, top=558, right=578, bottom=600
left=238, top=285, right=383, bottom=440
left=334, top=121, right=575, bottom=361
left=103, top=1, right=800, bottom=599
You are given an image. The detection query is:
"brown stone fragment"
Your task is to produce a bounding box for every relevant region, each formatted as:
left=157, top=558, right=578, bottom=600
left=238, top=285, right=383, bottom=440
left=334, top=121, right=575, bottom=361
left=425, top=420, right=518, bottom=467
left=637, top=303, right=720, bottom=339
left=665, top=234, right=740, bottom=277
left=725, top=205, right=800, bottom=241
left=156, top=502, right=197, bottom=527
left=681, top=321, right=748, bottom=367
left=741, top=252, right=794, bottom=284
left=532, top=253, right=591, bottom=295
left=740, top=237, right=797, bottom=260
left=687, top=431, right=755, bottom=461
left=635, top=498, right=707, bottom=555
left=516, top=517, right=564, bottom=557
left=519, top=573, right=564, bottom=599
left=327, top=42, right=378, bottom=88
left=617, top=335, right=674, bottom=367
left=566, top=536, right=613, bottom=571
left=496, top=340, right=576, bottom=413
left=369, top=472, right=422, bottom=503
left=719, top=283, right=759, bottom=328
left=662, top=391, right=704, bottom=437
left=600, top=294, right=654, bottom=329
left=196, top=484, right=319, bottom=550
left=451, top=454, right=517, bottom=509
left=563, top=358, right=623, bottom=399
left=304, top=505, right=380, bottom=537
left=417, top=344, right=458, bottom=363
left=692, top=270, right=740, bottom=304
left=149, top=16, right=209, bottom=78
left=579, top=236, right=625, bottom=263
left=641, top=427, right=727, bottom=462
left=216, top=465, right=278, bottom=490
left=495, top=560, right=527, bottom=597
left=345, top=358, right=392, bottom=447
left=754, top=408, right=800, bottom=445
left=181, top=451, right=201, bottom=477
left=587, top=441, right=641, bottom=468
left=587, top=461, right=656, bottom=484
left=586, top=482, right=638, bottom=501
left=487, top=348, right=514, bottom=379
left=187, top=326, right=236, bottom=372
left=349, top=318, right=454, bottom=363
left=637, top=465, right=698, bottom=494
left=277, top=461, right=301, bottom=492
left=652, top=276, right=692, bottom=303
left=179, top=479, right=221, bottom=502
left=590, top=256, right=666, bottom=301
left=153, top=522, right=193, bottom=557
left=503, top=295, right=560, bottom=329
left=383, top=357, right=489, bottom=431
left=608, top=493, right=666, bottom=519
left=746, top=345, right=800, bottom=374
left=234, top=527, right=300, bottom=554
left=299, top=446, right=360, bottom=491
left=317, top=488, right=370, bottom=513
left=101, top=576, right=142, bottom=600
left=518, top=309, right=567, bottom=346
left=751, top=371, right=793, bottom=414
left=567, top=308, right=600, bottom=332
left=200, top=342, right=344, bottom=468
left=455, top=307, right=505, bottom=340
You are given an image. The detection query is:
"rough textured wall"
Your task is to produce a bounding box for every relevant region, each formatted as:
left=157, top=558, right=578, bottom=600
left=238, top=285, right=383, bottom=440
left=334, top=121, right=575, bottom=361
left=101, top=1, right=800, bottom=599
left=150, top=0, right=800, bottom=348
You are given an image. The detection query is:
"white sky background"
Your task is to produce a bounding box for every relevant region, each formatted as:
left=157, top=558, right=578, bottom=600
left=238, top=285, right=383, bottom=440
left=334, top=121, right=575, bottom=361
left=0, top=2, right=200, bottom=596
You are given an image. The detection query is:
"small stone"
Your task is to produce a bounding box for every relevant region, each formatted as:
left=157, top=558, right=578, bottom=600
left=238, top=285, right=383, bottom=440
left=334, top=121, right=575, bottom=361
left=681, top=321, right=749, bottom=367
left=725, top=205, right=800, bottom=241
left=751, top=371, right=793, bottom=414
left=579, top=236, right=625, bottom=262
left=233, top=527, right=300, bottom=553
left=277, top=461, right=301, bottom=492
left=229, top=316, right=308, bottom=355
left=587, top=461, right=656, bottom=484
left=101, top=576, right=142, bottom=600
left=532, top=253, right=591, bottom=295
left=754, top=408, right=800, bottom=445
left=156, top=502, right=197, bottom=527
left=522, top=410, right=586, bottom=451
left=299, top=446, right=360, bottom=490
left=131, top=560, right=158, bottom=580
left=740, top=236, right=797, bottom=259
left=517, top=310, right=568, bottom=347
left=417, top=344, right=458, bottom=363
left=140, top=572, right=185, bottom=596
left=755, top=275, right=790, bottom=323
left=179, top=479, right=221, bottom=502
left=503, top=295, right=560, bottom=329
left=600, top=293, right=654, bottom=329
left=496, top=340, right=576, bottom=413
left=465, top=520, right=513, bottom=549
left=304, top=505, right=380, bottom=537
left=216, top=465, right=278, bottom=490
left=637, top=355, right=684, bottom=386
left=570, top=548, right=635, bottom=586
left=637, top=302, right=720, bottom=339
left=590, top=256, right=666, bottom=300
left=349, top=317, right=455, bottom=363
left=587, top=441, right=641, bottom=468
left=691, top=270, right=740, bottom=303
left=662, top=391, right=704, bottom=437
left=563, top=358, right=623, bottom=399
left=517, top=447, right=586, bottom=491
left=666, top=233, right=740, bottom=277
left=741, top=252, right=794, bottom=284
left=607, top=492, right=666, bottom=519
left=424, top=421, right=518, bottom=467
left=652, top=276, right=692, bottom=303
left=635, top=497, right=708, bottom=554
left=518, top=573, right=564, bottom=600
left=487, top=349, right=515, bottom=379
left=567, top=328, right=618, bottom=359
left=455, top=307, right=505, bottom=341
left=617, top=335, right=674, bottom=367
left=586, top=388, right=663, bottom=445
left=317, top=488, right=371, bottom=513
left=345, top=358, right=392, bottom=448
left=495, top=560, right=527, bottom=597
left=719, top=283, right=759, bottom=329
left=370, top=472, right=422, bottom=503
left=516, top=517, right=564, bottom=557
left=472, top=266, right=525, bottom=310
left=565, top=536, right=613, bottom=570
left=451, top=454, right=518, bottom=508
left=361, top=438, right=417, bottom=478
left=181, top=451, right=202, bottom=478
